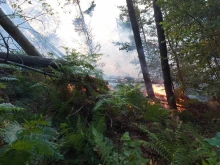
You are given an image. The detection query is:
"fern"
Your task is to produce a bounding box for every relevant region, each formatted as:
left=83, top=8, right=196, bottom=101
left=92, top=127, right=119, bottom=165
left=139, top=123, right=208, bottom=165
left=60, top=118, right=101, bottom=164
left=0, top=103, right=24, bottom=112
left=91, top=113, right=106, bottom=134
left=142, top=102, right=169, bottom=122
left=92, top=128, right=148, bottom=165
left=0, top=121, right=23, bottom=144
left=0, top=118, right=63, bottom=165
left=93, top=83, right=169, bottom=124
left=0, top=77, right=20, bottom=82
left=61, top=119, right=86, bottom=153
left=29, top=82, right=45, bottom=88
left=93, top=84, right=142, bottom=115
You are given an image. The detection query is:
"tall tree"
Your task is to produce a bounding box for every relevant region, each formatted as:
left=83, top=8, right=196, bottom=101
left=72, top=0, right=100, bottom=55
left=0, top=8, right=42, bottom=57
left=153, top=0, right=177, bottom=109
left=126, top=0, right=155, bottom=98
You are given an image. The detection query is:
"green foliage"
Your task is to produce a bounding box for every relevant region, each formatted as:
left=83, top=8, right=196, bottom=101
left=0, top=118, right=63, bottom=165
left=142, top=103, right=169, bottom=122
left=0, top=48, right=218, bottom=165
left=205, top=133, right=220, bottom=153
left=0, top=121, right=23, bottom=145
left=203, top=132, right=220, bottom=164
left=139, top=122, right=209, bottom=165
left=58, top=49, right=103, bottom=77
left=178, top=102, right=220, bottom=135
left=0, top=83, right=6, bottom=89
left=92, top=128, right=148, bottom=165
left=120, top=132, right=149, bottom=164
left=0, top=103, right=24, bottom=112
left=0, top=77, right=20, bottom=82
left=0, top=102, right=27, bottom=125
left=60, top=118, right=101, bottom=165
left=94, top=83, right=169, bottom=122
left=157, top=0, right=220, bottom=99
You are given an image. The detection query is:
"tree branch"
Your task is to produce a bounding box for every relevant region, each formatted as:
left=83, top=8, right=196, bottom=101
left=0, top=8, right=42, bottom=57
left=0, top=58, right=57, bottom=77
left=0, top=52, right=66, bottom=68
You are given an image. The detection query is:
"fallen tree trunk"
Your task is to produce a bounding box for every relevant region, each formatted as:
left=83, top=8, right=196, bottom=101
left=0, top=52, right=65, bottom=68
left=0, top=8, right=42, bottom=57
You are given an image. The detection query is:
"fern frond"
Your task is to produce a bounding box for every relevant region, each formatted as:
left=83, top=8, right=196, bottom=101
left=143, top=103, right=169, bottom=122
left=0, top=119, right=63, bottom=165
left=0, top=121, right=23, bottom=144
left=0, top=103, right=24, bottom=112
left=138, top=123, right=208, bottom=165
left=92, top=127, right=118, bottom=165
left=91, top=113, right=106, bottom=134
left=0, top=77, right=20, bottom=82
left=10, top=137, right=62, bottom=160
left=0, top=64, right=18, bottom=69
left=29, top=82, right=45, bottom=88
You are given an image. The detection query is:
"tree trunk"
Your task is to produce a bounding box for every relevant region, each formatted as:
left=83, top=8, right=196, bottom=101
left=75, top=0, right=93, bottom=55
left=0, top=8, right=42, bottom=57
left=153, top=0, right=177, bottom=109
left=126, top=0, right=155, bottom=98
left=0, top=52, right=65, bottom=68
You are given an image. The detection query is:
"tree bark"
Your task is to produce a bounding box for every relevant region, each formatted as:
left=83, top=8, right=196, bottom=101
left=153, top=0, right=177, bottom=109
left=126, top=0, right=155, bottom=98
left=0, top=52, right=65, bottom=68
left=0, top=8, right=42, bottom=57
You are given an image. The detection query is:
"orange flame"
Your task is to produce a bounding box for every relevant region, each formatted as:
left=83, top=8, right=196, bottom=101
left=152, top=84, right=166, bottom=96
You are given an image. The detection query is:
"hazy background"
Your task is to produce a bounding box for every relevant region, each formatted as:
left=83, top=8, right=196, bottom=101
left=53, top=0, right=140, bottom=78
left=1, top=0, right=144, bottom=78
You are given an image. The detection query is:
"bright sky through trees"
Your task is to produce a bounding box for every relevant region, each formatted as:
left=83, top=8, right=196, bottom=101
left=45, top=0, right=139, bottom=77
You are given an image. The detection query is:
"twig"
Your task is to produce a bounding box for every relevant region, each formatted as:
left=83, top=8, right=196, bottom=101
left=67, top=106, right=84, bottom=118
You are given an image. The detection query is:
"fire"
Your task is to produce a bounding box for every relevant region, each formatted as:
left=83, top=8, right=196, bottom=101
left=144, top=84, right=166, bottom=98
left=146, top=84, right=186, bottom=111
left=152, top=84, right=166, bottom=98
left=67, top=83, right=74, bottom=92
left=153, top=84, right=166, bottom=96
left=149, top=101, right=156, bottom=105
left=176, top=103, right=185, bottom=112
left=82, top=87, right=87, bottom=92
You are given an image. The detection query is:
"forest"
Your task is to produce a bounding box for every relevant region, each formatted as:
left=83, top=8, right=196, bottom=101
left=0, top=0, right=219, bottom=164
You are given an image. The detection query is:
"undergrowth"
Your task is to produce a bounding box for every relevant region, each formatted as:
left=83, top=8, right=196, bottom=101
left=0, top=51, right=218, bottom=165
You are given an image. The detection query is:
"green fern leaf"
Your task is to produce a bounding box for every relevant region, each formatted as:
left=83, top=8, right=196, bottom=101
left=0, top=77, right=20, bottom=82
left=0, top=103, right=24, bottom=112
left=0, top=121, right=23, bottom=144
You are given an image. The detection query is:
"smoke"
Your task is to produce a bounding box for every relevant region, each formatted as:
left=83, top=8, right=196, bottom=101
left=88, top=0, right=141, bottom=78
left=1, top=0, right=162, bottom=80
